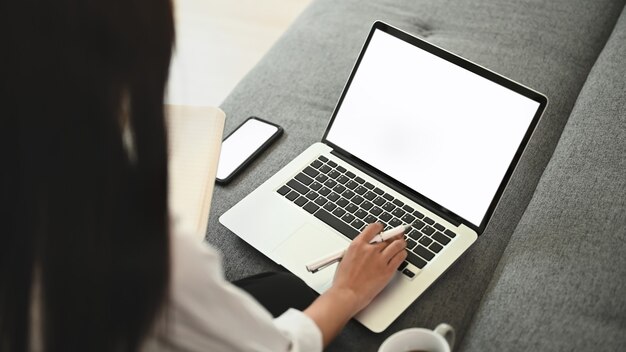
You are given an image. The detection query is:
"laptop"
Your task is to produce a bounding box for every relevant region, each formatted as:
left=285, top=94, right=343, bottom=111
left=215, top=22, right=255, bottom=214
left=220, top=21, right=547, bottom=332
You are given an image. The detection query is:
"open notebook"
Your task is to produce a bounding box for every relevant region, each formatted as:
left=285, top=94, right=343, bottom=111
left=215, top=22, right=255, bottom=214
left=166, top=105, right=225, bottom=238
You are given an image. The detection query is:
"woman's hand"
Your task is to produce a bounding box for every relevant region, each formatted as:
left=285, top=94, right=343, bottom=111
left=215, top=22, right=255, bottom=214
left=331, top=222, right=407, bottom=314
left=304, top=223, right=407, bottom=346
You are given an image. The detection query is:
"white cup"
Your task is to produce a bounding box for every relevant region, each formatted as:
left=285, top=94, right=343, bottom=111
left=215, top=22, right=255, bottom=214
left=378, top=323, right=455, bottom=352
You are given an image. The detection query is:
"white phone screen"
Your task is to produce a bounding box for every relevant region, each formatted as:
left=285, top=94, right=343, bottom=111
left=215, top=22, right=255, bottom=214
left=216, top=118, right=279, bottom=180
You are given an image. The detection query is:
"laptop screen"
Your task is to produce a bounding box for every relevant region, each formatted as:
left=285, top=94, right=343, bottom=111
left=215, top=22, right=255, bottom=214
left=325, top=27, right=543, bottom=228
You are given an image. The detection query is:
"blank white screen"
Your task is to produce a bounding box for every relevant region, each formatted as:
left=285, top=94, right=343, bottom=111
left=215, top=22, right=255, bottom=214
left=326, top=29, right=540, bottom=226
left=217, top=119, right=278, bottom=180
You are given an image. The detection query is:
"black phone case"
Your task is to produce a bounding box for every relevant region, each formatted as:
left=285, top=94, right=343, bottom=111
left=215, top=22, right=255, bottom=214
left=215, top=116, right=283, bottom=185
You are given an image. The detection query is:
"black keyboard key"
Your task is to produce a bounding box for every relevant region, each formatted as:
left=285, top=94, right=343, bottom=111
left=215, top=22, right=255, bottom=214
left=277, top=185, right=290, bottom=195
left=444, top=229, right=457, bottom=238
left=422, top=226, right=435, bottom=235
left=389, top=218, right=402, bottom=227
left=363, top=191, right=376, bottom=201
left=370, top=206, right=383, bottom=216
left=342, top=190, right=355, bottom=199
left=333, top=184, right=346, bottom=193
left=412, top=210, right=424, bottom=219
left=380, top=212, right=392, bottom=222
left=401, top=213, right=416, bottom=224
left=406, top=238, right=417, bottom=250
left=397, top=261, right=408, bottom=271
left=341, top=213, right=355, bottom=224
left=354, top=209, right=368, bottom=219
left=336, top=165, right=346, bottom=173
left=345, top=203, right=358, bottom=213
left=318, top=156, right=329, bottom=162
left=373, top=187, right=384, bottom=195
left=345, top=171, right=356, bottom=178
left=355, top=186, right=367, bottom=195
left=373, top=197, right=385, bottom=206
left=412, top=220, right=425, bottom=230
left=351, top=195, right=364, bottom=205
left=315, top=174, right=328, bottom=183
left=364, top=182, right=374, bottom=190
left=303, top=166, right=319, bottom=178
left=354, top=176, right=365, bottom=184
left=324, top=179, right=337, bottom=188
left=402, top=269, right=416, bottom=278
left=429, top=242, right=443, bottom=253
left=328, top=170, right=340, bottom=179
left=392, top=208, right=406, bottom=218
left=351, top=219, right=365, bottom=230
left=287, top=179, right=309, bottom=194
left=383, top=193, right=394, bottom=201
left=323, top=202, right=337, bottom=212
left=408, top=229, right=421, bottom=240
left=295, top=173, right=313, bottom=186
left=332, top=208, right=346, bottom=217
left=361, top=201, right=373, bottom=210
left=364, top=215, right=377, bottom=224
left=423, top=217, right=435, bottom=225
left=434, top=223, right=445, bottom=232
left=336, top=198, right=349, bottom=207
left=286, top=190, right=299, bottom=201
left=310, top=182, right=322, bottom=191
left=327, top=192, right=340, bottom=202
left=306, top=191, right=319, bottom=200
left=315, top=209, right=359, bottom=239
left=382, top=202, right=395, bottom=212
left=407, top=252, right=427, bottom=269
left=295, top=196, right=307, bottom=207
left=402, top=204, right=414, bottom=213
left=337, top=175, right=349, bottom=184
left=327, top=160, right=338, bottom=168
left=346, top=180, right=358, bottom=190
left=415, top=245, right=435, bottom=261
left=314, top=197, right=327, bottom=206
left=392, top=199, right=404, bottom=207
left=319, top=165, right=331, bottom=174
left=432, top=231, right=451, bottom=245
left=419, top=236, right=433, bottom=246
left=319, top=187, right=331, bottom=196
left=311, top=160, right=323, bottom=168
left=303, top=202, right=319, bottom=214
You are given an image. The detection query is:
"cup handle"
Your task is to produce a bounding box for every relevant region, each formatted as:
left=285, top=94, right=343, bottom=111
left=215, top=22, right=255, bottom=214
left=434, top=323, right=455, bottom=350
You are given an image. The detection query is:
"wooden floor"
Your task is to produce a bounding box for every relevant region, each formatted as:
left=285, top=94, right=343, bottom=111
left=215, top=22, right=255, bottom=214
left=167, top=0, right=312, bottom=107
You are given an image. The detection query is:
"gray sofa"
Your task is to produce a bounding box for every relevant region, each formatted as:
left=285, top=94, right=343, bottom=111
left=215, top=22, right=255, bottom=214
left=207, top=0, right=626, bottom=350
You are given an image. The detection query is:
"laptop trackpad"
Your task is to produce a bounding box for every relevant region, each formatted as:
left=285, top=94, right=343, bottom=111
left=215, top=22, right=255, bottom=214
left=272, top=223, right=349, bottom=293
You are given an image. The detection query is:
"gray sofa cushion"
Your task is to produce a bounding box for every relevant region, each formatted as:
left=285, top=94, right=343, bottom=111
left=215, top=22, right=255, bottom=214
left=210, top=0, right=625, bottom=350
left=460, top=7, right=626, bottom=352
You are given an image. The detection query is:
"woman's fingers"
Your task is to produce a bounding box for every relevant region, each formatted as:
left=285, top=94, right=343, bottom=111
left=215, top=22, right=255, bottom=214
left=354, top=222, right=384, bottom=244
left=382, top=237, right=406, bottom=262
left=387, top=246, right=408, bottom=270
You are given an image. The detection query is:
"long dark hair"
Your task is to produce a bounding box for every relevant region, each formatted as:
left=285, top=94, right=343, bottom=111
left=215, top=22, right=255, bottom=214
left=0, top=0, right=174, bottom=350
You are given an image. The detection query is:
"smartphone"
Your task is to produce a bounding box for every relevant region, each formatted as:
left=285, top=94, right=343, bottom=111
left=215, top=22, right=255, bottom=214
left=216, top=117, right=283, bottom=184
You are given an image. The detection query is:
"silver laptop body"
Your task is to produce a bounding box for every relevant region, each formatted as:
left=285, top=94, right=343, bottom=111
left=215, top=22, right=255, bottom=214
left=220, top=21, right=547, bottom=332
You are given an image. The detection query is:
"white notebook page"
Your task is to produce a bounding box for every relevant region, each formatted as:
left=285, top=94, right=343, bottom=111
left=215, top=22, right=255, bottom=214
left=166, top=105, right=225, bottom=238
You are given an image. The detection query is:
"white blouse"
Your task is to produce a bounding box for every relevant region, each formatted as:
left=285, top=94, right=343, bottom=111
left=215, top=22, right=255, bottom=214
left=141, top=231, right=323, bottom=351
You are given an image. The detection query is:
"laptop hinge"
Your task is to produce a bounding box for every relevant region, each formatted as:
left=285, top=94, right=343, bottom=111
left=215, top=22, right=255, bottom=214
left=330, top=150, right=463, bottom=227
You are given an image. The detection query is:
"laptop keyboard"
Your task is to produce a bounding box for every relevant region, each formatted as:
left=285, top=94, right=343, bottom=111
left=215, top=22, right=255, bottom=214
left=276, top=155, right=457, bottom=279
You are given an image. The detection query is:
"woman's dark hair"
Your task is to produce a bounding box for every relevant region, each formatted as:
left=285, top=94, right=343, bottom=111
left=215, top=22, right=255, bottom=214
left=1, top=0, right=174, bottom=351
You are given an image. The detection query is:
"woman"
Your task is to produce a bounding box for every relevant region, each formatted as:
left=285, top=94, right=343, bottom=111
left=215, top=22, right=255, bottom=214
left=0, top=0, right=407, bottom=351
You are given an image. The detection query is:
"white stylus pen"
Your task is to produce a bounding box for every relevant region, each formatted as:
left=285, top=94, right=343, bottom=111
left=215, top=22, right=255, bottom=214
left=305, top=224, right=411, bottom=273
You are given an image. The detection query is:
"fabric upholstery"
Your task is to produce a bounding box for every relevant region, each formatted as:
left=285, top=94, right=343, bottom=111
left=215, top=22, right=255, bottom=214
left=460, top=7, right=626, bottom=351
left=208, top=0, right=625, bottom=350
